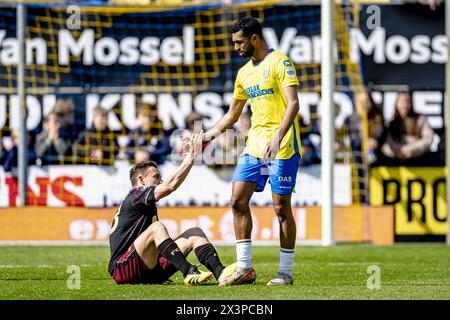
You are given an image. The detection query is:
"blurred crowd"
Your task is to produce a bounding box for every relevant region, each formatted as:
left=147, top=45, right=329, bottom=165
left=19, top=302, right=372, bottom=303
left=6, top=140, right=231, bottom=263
left=0, top=98, right=250, bottom=173
left=296, top=89, right=439, bottom=203
left=299, top=89, right=437, bottom=167
left=0, top=89, right=439, bottom=178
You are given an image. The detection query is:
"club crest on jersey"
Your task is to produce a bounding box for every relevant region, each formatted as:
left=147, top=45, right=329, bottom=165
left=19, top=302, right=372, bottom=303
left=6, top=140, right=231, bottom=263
left=283, top=59, right=293, bottom=67
left=286, top=67, right=295, bottom=78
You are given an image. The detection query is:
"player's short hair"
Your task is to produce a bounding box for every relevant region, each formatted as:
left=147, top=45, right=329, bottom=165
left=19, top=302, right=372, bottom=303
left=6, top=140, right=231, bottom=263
left=130, top=160, right=158, bottom=186
left=231, top=17, right=263, bottom=38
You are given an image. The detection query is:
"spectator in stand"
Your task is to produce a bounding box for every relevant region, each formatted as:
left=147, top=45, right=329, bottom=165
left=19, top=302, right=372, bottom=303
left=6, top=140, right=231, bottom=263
left=185, top=112, right=207, bottom=133
left=126, top=102, right=171, bottom=164
left=422, top=0, right=441, bottom=10
left=0, top=129, right=36, bottom=172
left=0, top=131, right=19, bottom=172
left=173, top=112, right=208, bottom=158
left=381, top=91, right=434, bottom=163
left=334, top=90, right=384, bottom=204
left=53, top=98, right=78, bottom=144
left=365, top=92, right=386, bottom=163
left=72, top=106, right=119, bottom=165
left=340, top=90, right=385, bottom=163
left=35, top=112, right=69, bottom=165
left=298, top=115, right=320, bottom=167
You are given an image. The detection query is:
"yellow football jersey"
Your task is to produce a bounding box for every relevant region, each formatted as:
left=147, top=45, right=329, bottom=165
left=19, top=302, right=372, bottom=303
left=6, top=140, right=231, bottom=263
left=233, top=49, right=301, bottom=159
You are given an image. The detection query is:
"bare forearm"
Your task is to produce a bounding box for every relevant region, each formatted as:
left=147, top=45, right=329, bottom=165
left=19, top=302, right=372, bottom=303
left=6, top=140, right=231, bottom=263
left=204, top=112, right=236, bottom=141
left=204, top=98, right=246, bottom=142
left=155, top=131, right=203, bottom=201
left=165, top=155, right=195, bottom=190
left=276, top=102, right=299, bottom=142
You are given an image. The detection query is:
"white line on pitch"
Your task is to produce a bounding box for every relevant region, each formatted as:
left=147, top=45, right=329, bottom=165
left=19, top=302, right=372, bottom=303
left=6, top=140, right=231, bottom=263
left=0, top=264, right=96, bottom=268
left=327, top=262, right=381, bottom=266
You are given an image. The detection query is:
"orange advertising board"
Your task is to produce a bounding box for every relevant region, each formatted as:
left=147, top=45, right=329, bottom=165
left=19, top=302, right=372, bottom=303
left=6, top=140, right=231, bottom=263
left=0, top=206, right=394, bottom=244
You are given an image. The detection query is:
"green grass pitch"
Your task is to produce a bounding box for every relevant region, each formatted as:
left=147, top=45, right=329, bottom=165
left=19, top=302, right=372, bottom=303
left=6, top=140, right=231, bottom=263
left=0, top=244, right=449, bottom=300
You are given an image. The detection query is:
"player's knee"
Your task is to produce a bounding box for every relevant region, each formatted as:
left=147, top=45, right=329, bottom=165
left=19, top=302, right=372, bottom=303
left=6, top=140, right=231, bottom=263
left=185, top=227, right=206, bottom=238
left=230, top=196, right=249, bottom=214
left=273, top=204, right=292, bottom=222
left=147, top=221, right=167, bottom=238
left=148, top=220, right=163, bottom=231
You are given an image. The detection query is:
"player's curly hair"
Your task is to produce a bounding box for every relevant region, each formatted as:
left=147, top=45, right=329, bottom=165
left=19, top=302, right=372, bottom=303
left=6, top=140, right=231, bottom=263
left=231, top=17, right=263, bottom=38
left=130, top=160, right=158, bottom=187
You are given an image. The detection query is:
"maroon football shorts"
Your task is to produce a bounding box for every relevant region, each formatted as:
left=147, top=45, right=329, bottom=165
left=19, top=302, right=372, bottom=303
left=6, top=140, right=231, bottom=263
left=111, top=243, right=178, bottom=284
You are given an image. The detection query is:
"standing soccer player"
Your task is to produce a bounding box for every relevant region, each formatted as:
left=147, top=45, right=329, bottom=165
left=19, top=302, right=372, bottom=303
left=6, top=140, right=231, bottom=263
left=203, top=17, right=301, bottom=286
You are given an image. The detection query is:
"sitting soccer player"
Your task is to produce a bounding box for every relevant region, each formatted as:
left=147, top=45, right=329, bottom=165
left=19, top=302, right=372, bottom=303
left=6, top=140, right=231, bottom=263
left=108, top=131, right=234, bottom=285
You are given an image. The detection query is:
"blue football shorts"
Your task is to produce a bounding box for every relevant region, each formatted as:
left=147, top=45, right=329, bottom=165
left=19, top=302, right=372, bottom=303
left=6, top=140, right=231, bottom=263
left=232, top=153, right=300, bottom=195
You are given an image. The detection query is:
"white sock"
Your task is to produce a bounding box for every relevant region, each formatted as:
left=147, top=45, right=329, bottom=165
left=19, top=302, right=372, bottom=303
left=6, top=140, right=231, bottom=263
left=236, top=239, right=252, bottom=269
left=279, top=248, right=295, bottom=277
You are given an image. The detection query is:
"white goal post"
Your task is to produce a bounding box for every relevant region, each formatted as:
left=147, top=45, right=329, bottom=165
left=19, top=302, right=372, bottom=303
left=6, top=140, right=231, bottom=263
left=321, top=0, right=335, bottom=246
left=446, top=0, right=450, bottom=245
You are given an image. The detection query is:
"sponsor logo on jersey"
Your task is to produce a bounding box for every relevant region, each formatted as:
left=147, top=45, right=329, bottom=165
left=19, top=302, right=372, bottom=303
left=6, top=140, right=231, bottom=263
left=245, top=84, right=274, bottom=98
left=278, top=176, right=293, bottom=182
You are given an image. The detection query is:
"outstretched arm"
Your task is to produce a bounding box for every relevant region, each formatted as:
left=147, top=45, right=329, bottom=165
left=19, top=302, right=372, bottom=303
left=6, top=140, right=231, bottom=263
left=203, top=98, right=247, bottom=142
left=154, top=131, right=204, bottom=201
